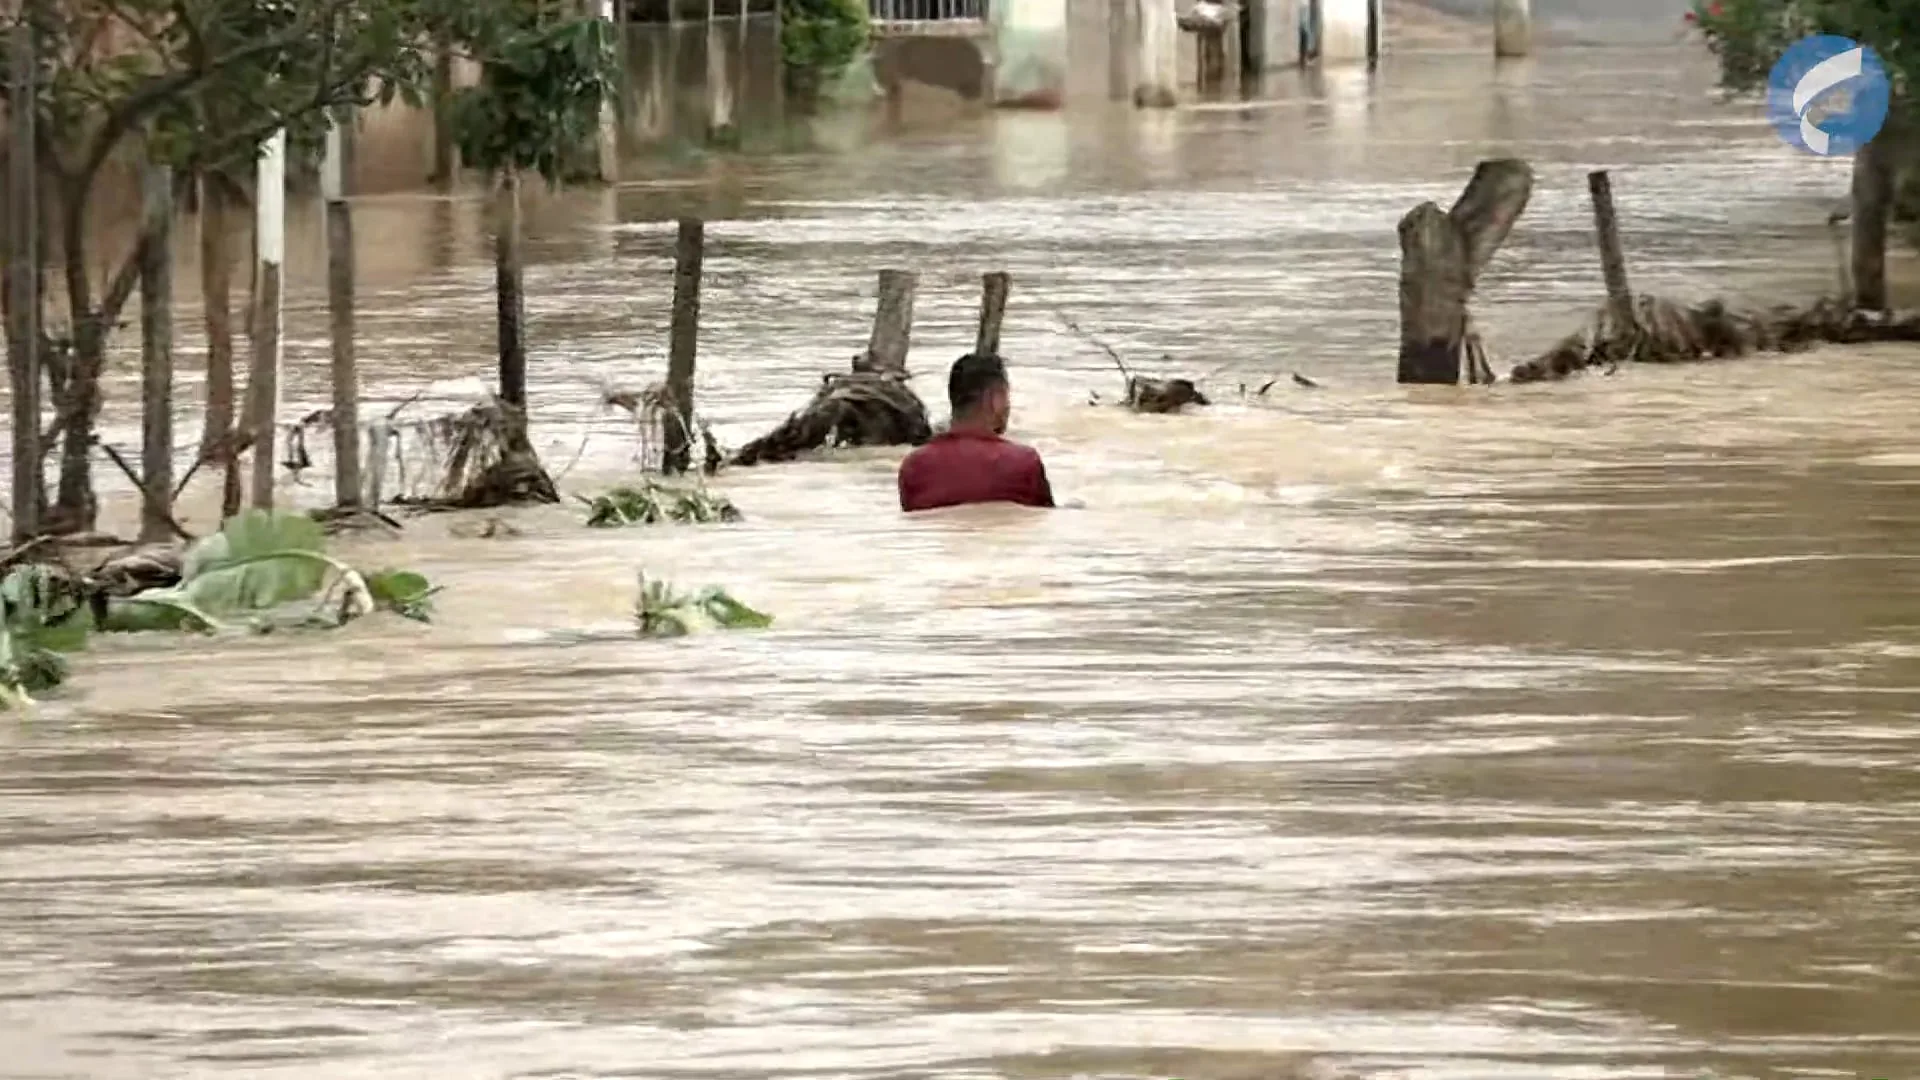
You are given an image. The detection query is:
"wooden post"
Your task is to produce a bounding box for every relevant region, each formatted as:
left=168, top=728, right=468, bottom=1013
left=324, top=115, right=361, bottom=508
left=5, top=20, right=41, bottom=543
left=493, top=170, right=528, bottom=411
left=976, top=271, right=1010, bottom=356
left=662, top=217, right=704, bottom=475
left=1396, top=158, right=1533, bottom=385
left=364, top=423, right=390, bottom=507
left=1851, top=139, right=1892, bottom=312
left=246, top=129, right=286, bottom=510
left=138, top=162, right=175, bottom=542
left=1493, top=0, right=1530, bottom=58
left=1587, top=170, right=1634, bottom=334
left=864, top=269, right=917, bottom=372
left=430, top=34, right=456, bottom=187
left=1134, top=0, right=1178, bottom=107
left=198, top=177, right=242, bottom=519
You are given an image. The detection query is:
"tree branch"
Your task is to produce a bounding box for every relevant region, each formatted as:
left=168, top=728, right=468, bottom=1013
left=98, top=231, right=148, bottom=331
left=73, top=6, right=344, bottom=196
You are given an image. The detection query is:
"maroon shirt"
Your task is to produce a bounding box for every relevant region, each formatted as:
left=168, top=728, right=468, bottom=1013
left=897, top=429, right=1055, bottom=512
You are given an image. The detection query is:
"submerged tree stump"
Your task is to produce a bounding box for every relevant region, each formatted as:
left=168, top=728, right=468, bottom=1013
left=1397, top=158, right=1534, bottom=385
left=730, top=367, right=931, bottom=467
left=1126, top=376, right=1209, bottom=413
left=733, top=268, right=936, bottom=466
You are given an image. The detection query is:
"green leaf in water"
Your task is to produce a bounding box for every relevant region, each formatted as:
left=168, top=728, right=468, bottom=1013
left=633, top=572, right=772, bottom=638
left=582, top=481, right=740, bottom=528
left=174, top=509, right=344, bottom=613
left=692, top=587, right=774, bottom=630
left=0, top=564, right=93, bottom=709
left=366, top=569, right=441, bottom=623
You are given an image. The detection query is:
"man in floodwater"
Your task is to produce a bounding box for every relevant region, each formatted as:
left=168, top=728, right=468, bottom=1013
left=898, top=352, right=1055, bottom=513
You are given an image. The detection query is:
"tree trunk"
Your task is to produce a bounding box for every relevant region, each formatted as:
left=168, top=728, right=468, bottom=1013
left=197, top=176, right=241, bottom=518
left=863, top=269, right=917, bottom=373
left=52, top=322, right=103, bottom=533
left=1851, top=138, right=1892, bottom=312
left=493, top=170, right=528, bottom=413
left=1396, top=158, right=1533, bottom=384
left=5, top=20, right=42, bottom=544
left=138, top=162, right=175, bottom=543
left=663, top=217, right=704, bottom=474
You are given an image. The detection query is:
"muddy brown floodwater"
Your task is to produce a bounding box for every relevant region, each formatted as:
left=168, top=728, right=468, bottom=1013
left=4, top=42, right=1920, bottom=1080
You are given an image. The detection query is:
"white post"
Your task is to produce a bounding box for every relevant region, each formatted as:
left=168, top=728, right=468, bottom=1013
left=1494, top=0, right=1530, bottom=58
left=1318, top=0, right=1369, bottom=62
left=246, top=128, right=286, bottom=509
left=1133, top=0, right=1178, bottom=107
left=599, top=0, right=621, bottom=180
left=705, top=0, right=734, bottom=138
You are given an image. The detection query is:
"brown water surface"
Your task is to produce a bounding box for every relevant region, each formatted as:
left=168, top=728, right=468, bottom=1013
left=4, top=44, right=1920, bottom=1080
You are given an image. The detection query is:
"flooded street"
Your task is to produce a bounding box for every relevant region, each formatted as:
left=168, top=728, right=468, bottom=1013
left=6, top=42, right=1920, bottom=1079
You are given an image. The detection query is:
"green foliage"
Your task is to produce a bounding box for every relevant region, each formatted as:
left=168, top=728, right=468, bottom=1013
left=366, top=569, right=440, bottom=622
left=0, top=565, right=92, bottom=709
left=579, top=481, right=742, bottom=527
left=0, top=0, right=618, bottom=533
left=1688, top=0, right=1917, bottom=109
left=4, top=1, right=435, bottom=184
left=451, top=12, right=616, bottom=181
left=104, top=510, right=445, bottom=634
left=0, top=512, right=441, bottom=709
left=634, top=573, right=772, bottom=638
left=780, top=0, right=868, bottom=88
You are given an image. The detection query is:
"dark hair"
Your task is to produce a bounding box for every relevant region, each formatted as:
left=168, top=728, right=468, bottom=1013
left=948, top=352, right=1007, bottom=415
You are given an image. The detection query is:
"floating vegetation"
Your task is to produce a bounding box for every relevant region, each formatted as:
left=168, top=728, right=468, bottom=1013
left=0, top=565, right=93, bottom=709
left=579, top=480, right=742, bottom=527
left=1510, top=296, right=1920, bottom=383
left=634, top=572, right=773, bottom=638
left=365, top=569, right=441, bottom=624
left=0, top=511, right=442, bottom=710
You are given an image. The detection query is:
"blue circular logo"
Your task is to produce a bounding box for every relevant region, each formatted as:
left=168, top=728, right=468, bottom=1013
left=1767, top=34, right=1890, bottom=157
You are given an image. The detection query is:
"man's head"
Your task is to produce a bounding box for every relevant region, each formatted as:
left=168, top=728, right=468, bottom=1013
left=948, top=352, right=1011, bottom=434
